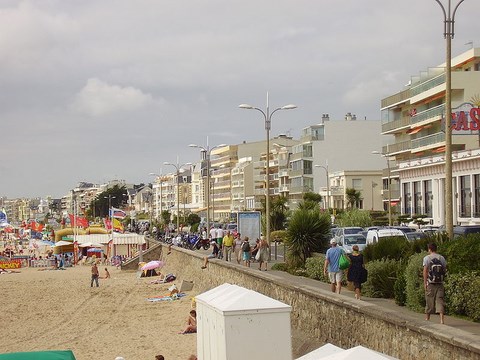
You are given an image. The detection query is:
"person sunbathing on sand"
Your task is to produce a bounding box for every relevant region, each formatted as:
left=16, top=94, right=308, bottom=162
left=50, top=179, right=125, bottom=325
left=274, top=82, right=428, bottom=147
left=0, top=268, right=20, bottom=274
left=180, top=310, right=197, bottom=334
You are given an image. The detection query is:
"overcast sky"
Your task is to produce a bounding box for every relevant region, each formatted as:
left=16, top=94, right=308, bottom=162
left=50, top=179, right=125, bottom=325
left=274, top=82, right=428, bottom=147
left=1, top=0, right=478, bottom=199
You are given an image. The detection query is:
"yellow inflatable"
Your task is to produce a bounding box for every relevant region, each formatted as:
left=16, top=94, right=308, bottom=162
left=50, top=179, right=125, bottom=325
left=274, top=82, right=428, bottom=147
left=53, top=227, right=108, bottom=254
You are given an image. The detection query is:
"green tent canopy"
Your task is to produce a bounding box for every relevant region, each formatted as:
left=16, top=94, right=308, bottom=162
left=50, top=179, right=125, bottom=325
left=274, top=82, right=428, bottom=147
left=0, top=350, right=76, bottom=359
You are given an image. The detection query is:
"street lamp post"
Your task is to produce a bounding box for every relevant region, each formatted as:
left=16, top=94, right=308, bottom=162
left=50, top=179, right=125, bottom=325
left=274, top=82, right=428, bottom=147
left=315, top=163, right=330, bottom=210
left=239, top=94, right=297, bottom=249
left=164, top=159, right=192, bottom=233
left=189, top=142, right=226, bottom=233
left=372, top=150, right=392, bottom=226
left=371, top=181, right=378, bottom=211
left=433, top=0, right=466, bottom=239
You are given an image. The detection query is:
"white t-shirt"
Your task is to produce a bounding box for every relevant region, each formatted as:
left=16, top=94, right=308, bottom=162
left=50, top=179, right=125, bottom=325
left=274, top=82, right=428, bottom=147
left=216, top=228, right=224, bottom=239
left=209, top=228, right=217, bottom=239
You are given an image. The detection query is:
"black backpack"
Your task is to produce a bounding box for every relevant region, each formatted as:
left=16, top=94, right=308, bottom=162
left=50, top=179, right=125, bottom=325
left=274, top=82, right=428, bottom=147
left=242, top=242, right=251, bottom=252
left=428, top=257, right=445, bottom=284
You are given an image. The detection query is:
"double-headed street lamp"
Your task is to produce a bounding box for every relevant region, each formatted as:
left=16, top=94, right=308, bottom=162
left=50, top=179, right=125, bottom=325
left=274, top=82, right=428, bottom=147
left=433, top=0, right=466, bottom=239
left=239, top=94, right=297, bottom=248
left=188, top=143, right=226, bottom=233
left=372, top=150, right=392, bottom=226
left=315, top=163, right=330, bottom=210
left=163, top=160, right=192, bottom=233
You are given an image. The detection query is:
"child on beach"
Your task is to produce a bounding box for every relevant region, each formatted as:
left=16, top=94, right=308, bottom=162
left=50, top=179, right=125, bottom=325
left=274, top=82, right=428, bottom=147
left=180, top=310, right=197, bottom=334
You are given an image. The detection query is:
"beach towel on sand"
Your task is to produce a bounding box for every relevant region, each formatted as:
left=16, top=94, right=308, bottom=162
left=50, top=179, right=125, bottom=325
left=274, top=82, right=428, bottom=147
left=147, top=292, right=186, bottom=302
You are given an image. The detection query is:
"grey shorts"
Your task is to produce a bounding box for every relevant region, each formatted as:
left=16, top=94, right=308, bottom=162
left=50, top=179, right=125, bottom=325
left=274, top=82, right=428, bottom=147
left=328, top=271, right=343, bottom=284
left=425, top=283, right=445, bottom=314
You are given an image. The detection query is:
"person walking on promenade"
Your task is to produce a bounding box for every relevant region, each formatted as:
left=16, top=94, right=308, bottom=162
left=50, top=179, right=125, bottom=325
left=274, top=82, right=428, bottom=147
left=257, top=236, right=269, bottom=271
left=91, top=263, right=99, bottom=287
left=215, top=226, right=224, bottom=259
left=209, top=226, right=216, bottom=241
left=222, top=230, right=234, bottom=261
left=233, top=232, right=243, bottom=264
left=324, top=239, right=344, bottom=294
left=347, top=245, right=366, bottom=300
left=423, top=242, right=447, bottom=324
left=241, top=236, right=251, bottom=267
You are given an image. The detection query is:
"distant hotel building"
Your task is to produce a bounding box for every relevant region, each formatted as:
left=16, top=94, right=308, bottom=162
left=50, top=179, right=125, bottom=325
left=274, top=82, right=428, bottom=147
left=381, top=48, right=480, bottom=225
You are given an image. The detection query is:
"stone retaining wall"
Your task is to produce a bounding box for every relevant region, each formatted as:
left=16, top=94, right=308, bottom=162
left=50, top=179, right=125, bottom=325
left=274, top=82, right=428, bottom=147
left=145, top=244, right=480, bottom=360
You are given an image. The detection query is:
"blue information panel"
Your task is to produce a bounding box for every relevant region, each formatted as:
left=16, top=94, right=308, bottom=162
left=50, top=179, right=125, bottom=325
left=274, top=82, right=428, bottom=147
left=237, top=211, right=261, bottom=245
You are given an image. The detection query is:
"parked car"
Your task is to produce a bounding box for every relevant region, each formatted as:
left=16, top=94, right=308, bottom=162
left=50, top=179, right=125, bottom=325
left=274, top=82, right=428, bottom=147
left=333, top=227, right=364, bottom=245
left=404, top=231, right=427, bottom=241
left=365, top=228, right=405, bottom=245
left=453, top=225, right=480, bottom=238
left=339, top=234, right=367, bottom=253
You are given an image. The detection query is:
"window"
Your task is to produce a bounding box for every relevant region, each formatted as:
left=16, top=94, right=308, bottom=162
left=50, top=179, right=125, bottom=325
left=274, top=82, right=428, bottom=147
left=423, top=180, right=433, bottom=217
left=474, top=175, right=480, bottom=218
left=352, top=179, right=362, bottom=190
left=413, top=181, right=422, bottom=215
left=403, top=183, right=411, bottom=215
left=303, top=144, right=313, bottom=157
left=303, top=160, right=313, bottom=175
left=460, top=175, right=471, bottom=217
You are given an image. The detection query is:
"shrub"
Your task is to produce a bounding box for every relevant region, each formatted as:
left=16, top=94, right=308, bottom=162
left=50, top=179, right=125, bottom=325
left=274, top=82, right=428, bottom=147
left=404, top=252, right=426, bottom=312
left=336, top=208, right=372, bottom=228
left=305, top=255, right=328, bottom=282
left=439, top=234, right=480, bottom=274
left=286, top=209, right=331, bottom=268
left=394, top=271, right=407, bottom=306
left=444, top=271, right=480, bottom=321
left=363, top=236, right=411, bottom=262
left=362, top=259, right=404, bottom=298
left=271, top=262, right=288, bottom=272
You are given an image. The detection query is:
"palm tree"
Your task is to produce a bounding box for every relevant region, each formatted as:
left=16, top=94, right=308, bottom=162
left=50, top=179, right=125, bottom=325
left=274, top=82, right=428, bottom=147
left=346, top=188, right=362, bottom=209
left=285, top=207, right=331, bottom=269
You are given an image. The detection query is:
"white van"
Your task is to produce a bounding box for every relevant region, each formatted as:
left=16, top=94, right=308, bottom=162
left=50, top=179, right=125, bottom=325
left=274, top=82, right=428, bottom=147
left=365, top=228, right=405, bottom=245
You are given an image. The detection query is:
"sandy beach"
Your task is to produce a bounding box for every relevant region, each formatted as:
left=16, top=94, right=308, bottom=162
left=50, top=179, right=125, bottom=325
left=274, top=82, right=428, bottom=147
left=0, top=265, right=197, bottom=360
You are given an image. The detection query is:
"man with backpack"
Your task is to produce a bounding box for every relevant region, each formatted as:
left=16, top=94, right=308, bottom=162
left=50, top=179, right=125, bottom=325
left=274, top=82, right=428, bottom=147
left=422, top=242, right=447, bottom=324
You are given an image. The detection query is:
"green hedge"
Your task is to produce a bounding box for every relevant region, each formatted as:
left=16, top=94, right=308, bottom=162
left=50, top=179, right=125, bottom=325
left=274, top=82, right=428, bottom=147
left=439, top=234, right=480, bottom=274
left=305, top=255, right=329, bottom=282
left=405, top=252, right=426, bottom=312
left=363, top=236, right=412, bottom=262
left=362, top=259, right=404, bottom=298
left=445, top=271, right=480, bottom=321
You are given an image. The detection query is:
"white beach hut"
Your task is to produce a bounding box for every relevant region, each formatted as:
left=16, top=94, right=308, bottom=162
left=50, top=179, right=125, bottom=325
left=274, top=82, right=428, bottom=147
left=195, top=283, right=292, bottom=360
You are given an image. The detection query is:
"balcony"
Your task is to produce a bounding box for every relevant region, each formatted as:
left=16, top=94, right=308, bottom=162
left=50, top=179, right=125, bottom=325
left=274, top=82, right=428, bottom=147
left=330, top=186, right=344, bottom=196
left=410, top=73, right=446, bottom=97
left=279, top=169, right=289, bottom=178
left=254, top=174, right=266, bottom=183
left=254, top=188, right=266, bottom=196
left=280, top=185, right=289, bottom=192
left=381, top=88, right=411, bottom=109
left=381, top=116, right=411, bottom=134
left=411, top=104, right=444, bottom=126
left=382, top=140, right=412, bottom=155
left=411, top=132, right=445, bottom=151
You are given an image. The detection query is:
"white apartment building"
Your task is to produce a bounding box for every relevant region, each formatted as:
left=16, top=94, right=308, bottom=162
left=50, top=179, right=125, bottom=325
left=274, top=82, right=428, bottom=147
left=289, top=114, right=387, bottom=209
left=381, top=48, right=480, bottom=225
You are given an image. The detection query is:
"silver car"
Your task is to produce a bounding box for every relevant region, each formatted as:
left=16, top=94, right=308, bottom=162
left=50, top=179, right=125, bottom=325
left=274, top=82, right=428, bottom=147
left=339, top=234, right=367, bottom=254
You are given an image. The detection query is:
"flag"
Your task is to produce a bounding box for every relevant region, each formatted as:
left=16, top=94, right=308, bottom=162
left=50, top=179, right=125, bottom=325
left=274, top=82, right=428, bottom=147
left=0, top=208, right=7, bottom=226
left=110, top=207, right=127, bottom=219
left=113, top=218, right=124, bottom=233
left=68, top=214, right=89, bottom=228
left=103, top=218, right=112, bottom=230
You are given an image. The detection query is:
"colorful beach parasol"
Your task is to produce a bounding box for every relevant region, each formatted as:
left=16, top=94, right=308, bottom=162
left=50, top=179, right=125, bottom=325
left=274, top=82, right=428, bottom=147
left=141, top=260, right=165, bottom=271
